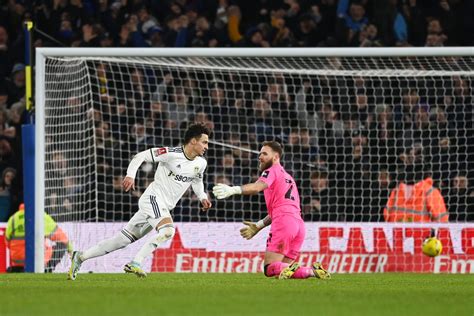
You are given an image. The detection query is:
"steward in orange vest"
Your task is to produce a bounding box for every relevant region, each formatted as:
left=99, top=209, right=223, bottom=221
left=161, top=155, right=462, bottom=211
left=384, top=177, right=448, bottom=222
left=5, top=204, right=72, bottom=272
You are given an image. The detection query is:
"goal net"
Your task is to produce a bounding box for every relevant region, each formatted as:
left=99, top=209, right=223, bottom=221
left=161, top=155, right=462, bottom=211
left=36, top=48, right=474, bottom=274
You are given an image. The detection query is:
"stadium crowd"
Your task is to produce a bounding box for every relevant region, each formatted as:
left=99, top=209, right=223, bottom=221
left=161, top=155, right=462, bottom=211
left=0, top=0, right=473, bottom=223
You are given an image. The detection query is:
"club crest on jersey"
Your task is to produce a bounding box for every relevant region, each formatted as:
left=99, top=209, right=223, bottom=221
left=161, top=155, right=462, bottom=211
left=155, top=147, right=167, bottom=156
left=261, top=170, right=269, bottom=178
left=194, top=166, right=202, bottom=178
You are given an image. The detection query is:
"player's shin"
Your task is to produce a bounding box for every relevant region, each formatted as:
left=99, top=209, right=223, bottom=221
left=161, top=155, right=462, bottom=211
left=81, top=231, right=134, bottom=261
left=264, top=261, right=289, bottom=277
left=132, top=225, right=175, bottom=265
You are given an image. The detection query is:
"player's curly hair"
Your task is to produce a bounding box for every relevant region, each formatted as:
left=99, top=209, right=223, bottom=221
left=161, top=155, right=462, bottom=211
left=183, top=123, right=211, bottom=144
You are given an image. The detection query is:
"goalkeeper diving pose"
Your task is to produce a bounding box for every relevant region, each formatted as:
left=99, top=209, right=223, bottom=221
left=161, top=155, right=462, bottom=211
left=213, top=141, right=330, bottom=280
left=68, top=123, right=212, bottom=280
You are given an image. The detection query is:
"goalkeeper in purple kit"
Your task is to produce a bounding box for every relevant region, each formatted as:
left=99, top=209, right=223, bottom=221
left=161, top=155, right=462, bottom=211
left=213, top=141, right=330, bottom=279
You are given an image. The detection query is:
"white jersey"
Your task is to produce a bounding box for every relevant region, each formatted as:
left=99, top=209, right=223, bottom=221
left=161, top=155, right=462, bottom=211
left=126, top=146, right=208, bottom=211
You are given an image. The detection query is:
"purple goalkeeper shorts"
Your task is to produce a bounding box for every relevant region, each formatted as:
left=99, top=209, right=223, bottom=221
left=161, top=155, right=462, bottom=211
left=266, top=214, right=306, bottom=260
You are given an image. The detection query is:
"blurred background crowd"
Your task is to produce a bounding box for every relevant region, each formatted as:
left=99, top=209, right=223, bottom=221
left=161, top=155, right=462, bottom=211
left=0, top=0, right=473, bottom=223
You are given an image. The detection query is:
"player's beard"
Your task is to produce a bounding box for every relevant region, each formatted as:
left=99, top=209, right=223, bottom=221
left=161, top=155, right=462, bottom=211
left=258, top=160, right=273, bottom=172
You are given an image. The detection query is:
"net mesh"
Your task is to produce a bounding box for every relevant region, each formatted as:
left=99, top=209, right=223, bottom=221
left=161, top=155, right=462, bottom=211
left=41, top=53, right=474, bottom=272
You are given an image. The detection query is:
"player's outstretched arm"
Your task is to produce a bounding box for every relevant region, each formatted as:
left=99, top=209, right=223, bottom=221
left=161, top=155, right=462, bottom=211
left=213, top=181, right=268, bottom=199
left=213, top=183, right=242, bottom=199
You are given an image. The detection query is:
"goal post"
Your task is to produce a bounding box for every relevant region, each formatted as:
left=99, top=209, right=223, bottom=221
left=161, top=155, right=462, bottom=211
left=34, top=47, right=474, bottom=273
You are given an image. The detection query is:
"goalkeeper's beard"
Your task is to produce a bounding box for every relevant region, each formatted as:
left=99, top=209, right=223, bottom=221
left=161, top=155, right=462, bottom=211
left=259, top=160, right=273, bottom=172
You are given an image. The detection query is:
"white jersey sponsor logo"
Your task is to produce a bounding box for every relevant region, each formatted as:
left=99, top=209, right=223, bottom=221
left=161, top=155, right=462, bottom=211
left=147, top=147, right=206, bottom=211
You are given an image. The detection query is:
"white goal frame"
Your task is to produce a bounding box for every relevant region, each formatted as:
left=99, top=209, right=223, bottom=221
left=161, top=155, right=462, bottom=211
left=34, top=47, right=474, bottom=273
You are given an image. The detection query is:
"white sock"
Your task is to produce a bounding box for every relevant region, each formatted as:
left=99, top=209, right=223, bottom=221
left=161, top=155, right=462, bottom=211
left=81, top=230, right=135, bottom=262
left=133, top=225, right=175, bottom=265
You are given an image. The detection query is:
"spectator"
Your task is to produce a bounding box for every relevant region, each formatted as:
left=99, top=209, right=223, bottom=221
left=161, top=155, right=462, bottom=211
left=78, top=23, right=103, bottom=47
left=197, top=80, right=230, bottom=139
left=99, top=32, right=115, bottom=48
left=145, top=101, right=169, bottom=140
left=144, top=26, right=163, bottom=47
left=371, top=0, right=407, bottom=46
left=286, top=128, right=318, bottom=178
left=0, top=25, right=13, bottom=78
left=336, top=0, right=369, bottom=45
left=227, top=5, right=243, bottom=44
left=102, top=171, right=139, bottom=221
left=215, top=151, right=243, bottom=185
left=368, top=104, right=397, bottom=170
left=294, top=14, right=323, bottom=47
left=5, top=63, right=25, bottom=106
left=444, top=175, right=474, bottom=222
left=384, top=145, right=449, bottom=222
left=426, top=18, right=448, bottom=45
left=57, top=19, right=76, bottom=46
left=343, top=129, right=371, bottom=222
left=271, top=17, right=295, bottom=47
left=5, top=203, right=73, bottom=272
left=0, top=85, right=8, bottom=109
left=252, top=98, right=276, bottom=143
left=356, top=24, right=383, bottom=47
left=368, top=168, right=392, bottom=222
left=128, top=121, right=152, bottom=154
left=137, top=6, right=159, bottom=37
left=242, top=27, right=270, bottom=47
left=0, top=167, right=16, bottom=222
left=302, top=169, right=338, bottom=221
left=265, top=75, right=296, bottom=136
left=0, top=139, right=17, bottom=177
left=190, top=16, right=213, bottom=47
left=101, top=0, right=127, bottom=39
left=164, top=86, right=192, bottom=129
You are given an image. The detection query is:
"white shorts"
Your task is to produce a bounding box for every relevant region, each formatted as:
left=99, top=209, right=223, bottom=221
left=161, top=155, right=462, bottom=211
left=121, top=194, right=172, bottom=242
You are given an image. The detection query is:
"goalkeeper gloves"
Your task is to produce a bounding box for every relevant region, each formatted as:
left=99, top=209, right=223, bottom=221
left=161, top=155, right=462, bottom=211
left=212, top=183, right=242, bottom=199
left=239, top=221, right=264, bottom=240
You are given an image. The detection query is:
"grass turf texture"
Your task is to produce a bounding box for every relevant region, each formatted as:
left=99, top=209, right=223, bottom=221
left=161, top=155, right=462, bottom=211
left=1, top=273, right=473, bottom=316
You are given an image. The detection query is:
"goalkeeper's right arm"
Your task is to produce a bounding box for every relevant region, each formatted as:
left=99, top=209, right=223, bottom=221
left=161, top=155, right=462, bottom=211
left=213, top=181, right=268, bottom=199
left=240, top=215, right=271, bottom=240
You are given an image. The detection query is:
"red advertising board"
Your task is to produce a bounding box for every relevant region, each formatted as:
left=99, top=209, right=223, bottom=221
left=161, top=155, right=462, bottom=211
left=2, top=223, right=474, bottom=274
left=0, top=225, right=7, bottom=273
left=151, top=223, right=474, bottom=274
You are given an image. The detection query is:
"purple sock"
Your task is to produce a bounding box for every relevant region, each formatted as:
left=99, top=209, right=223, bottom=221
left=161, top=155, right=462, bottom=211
left=265, top=262, right=289, bottom=277
left=292, top=266, right=313, bottom=279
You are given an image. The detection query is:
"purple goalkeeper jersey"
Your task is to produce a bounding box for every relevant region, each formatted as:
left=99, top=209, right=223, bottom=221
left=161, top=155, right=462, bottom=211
left=258, top=162, right=301, bottom=219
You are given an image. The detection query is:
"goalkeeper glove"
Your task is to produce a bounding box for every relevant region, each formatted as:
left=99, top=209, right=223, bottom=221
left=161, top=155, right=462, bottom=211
left=212, top=183, right=242, bottom=199
left=239, top=221, right=264, bottom=240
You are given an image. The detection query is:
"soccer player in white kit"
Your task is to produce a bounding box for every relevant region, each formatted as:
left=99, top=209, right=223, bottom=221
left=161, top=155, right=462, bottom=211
left=68, top=123, right=212, bottom=280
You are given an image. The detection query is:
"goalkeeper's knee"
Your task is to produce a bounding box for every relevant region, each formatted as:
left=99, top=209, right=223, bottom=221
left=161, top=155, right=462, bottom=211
left=152, top=224, right=175, bottom=246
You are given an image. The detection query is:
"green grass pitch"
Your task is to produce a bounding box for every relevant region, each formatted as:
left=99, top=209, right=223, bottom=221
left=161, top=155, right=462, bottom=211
left=1, top=273, right=473, bottom=316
